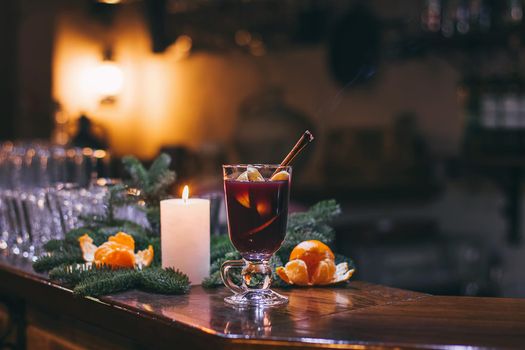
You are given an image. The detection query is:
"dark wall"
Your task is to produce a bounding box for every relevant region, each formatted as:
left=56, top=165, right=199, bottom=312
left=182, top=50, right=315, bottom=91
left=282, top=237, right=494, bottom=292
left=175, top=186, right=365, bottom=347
left=16, top=0, right=55, bottom=139
left=0, top=0, right=55, bottom=141
left=0, top=0, right=17, bottom=140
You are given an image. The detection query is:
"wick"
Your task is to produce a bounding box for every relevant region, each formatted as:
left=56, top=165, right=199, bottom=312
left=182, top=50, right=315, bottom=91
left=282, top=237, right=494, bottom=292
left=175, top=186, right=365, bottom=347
left=273, top=130, right=314, bottom=176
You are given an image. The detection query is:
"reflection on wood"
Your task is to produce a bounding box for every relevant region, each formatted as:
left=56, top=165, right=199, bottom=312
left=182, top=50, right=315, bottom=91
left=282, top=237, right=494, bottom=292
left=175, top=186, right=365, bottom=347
left=0, top=254, right=524, bottom=349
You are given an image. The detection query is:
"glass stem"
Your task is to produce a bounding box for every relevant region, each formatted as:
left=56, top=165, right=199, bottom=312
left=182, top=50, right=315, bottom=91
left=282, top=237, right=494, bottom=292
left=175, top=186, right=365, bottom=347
left=242, top=260, right=272, bottom=291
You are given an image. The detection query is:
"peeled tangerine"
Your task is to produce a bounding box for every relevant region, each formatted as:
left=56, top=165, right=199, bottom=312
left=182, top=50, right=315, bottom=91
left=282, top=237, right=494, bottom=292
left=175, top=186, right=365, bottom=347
left=78, top=232, right=153, bottom=269
left=276, top=240, right=354, bottom=286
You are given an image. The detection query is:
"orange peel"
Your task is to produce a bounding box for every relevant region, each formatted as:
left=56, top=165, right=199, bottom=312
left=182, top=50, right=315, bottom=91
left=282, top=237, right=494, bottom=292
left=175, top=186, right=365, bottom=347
left=78, top=232, right=154, bottom=269
left=78, top=233, right=97, bottom=263
left=135, top=245, right=154, bottom=269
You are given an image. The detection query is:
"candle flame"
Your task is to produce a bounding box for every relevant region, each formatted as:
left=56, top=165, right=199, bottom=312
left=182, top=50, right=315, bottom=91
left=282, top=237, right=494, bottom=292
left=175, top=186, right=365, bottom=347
left=182, top=185, right=189, bottom=203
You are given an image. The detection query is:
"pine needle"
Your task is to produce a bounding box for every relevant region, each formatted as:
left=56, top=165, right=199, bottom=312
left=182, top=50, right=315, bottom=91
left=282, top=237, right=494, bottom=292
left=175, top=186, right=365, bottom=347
left=140, top=267, right=190, bottom=294
left=74, top=269, right=139, bottom=297
left=33, top=251, right=84, bottom=273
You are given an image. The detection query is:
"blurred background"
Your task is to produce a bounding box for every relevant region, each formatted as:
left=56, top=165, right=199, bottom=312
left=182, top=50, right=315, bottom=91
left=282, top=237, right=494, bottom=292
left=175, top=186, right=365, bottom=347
left=2, top=0, right=525, bottom=297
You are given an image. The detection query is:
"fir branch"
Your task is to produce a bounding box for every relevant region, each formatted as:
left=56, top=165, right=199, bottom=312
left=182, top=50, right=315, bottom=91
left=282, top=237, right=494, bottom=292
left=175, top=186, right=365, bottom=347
left=109, top=184, right=138, bottom=208
left=106, top=184, right=127, bottom=223
left=147, top=153, right=172, bottom=183
left=201, top=275, right=221, bottom=289
left=310, top=199, right=341, bottom=222
left=43, top=239, right=71, bottom=253
left=33, top=252, right=84, bottom=273
left=49, top=264, right=90, bottom=285
left=122, top=153, right=175, bottom=204
left=146, top=153, right=176, bottom=202
left=65, top=227, right=96, bottom=245
left=140, top=267, right=190, bottom=294
left=146, top=207, right=161, bottom=235
left=276, top=200, right=340, bottom=263
left=210, top=235, right=236, bottom=261
left=122, top=156, right=149, bottom=190
left=65, top=227, right=108, bottom=247
left=49, top=264, right=116, bottom=286
left=74, top=269, right=139, bottom=297
left=122, top=153, right=175, bottom=232
left=146, top=172, right=175, bottom=201
left=50, top=264, right=190, bottom=296
left=78, top=214, right=110, bottom=227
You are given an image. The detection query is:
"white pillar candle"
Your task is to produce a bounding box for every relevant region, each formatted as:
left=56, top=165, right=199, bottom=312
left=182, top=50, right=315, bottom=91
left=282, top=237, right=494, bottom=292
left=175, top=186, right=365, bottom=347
left=161, top=186, right=210, bottom=285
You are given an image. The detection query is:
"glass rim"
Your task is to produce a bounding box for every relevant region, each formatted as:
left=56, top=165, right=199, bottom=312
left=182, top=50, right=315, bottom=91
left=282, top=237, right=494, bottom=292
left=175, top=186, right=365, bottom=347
left=222, top=164, right=291, bottom=169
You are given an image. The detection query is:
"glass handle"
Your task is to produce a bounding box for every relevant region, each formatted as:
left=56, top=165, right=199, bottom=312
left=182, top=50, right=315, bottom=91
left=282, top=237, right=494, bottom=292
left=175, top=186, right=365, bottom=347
left=220, top=259, right=246, bottom=294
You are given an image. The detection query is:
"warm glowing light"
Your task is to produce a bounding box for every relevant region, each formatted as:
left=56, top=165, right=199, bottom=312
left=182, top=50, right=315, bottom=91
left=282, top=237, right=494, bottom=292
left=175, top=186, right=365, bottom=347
left=82, top=147, right=94, bottom=156
left=170, top=35, right=193, bottom=61
left=250, top=39, right=266, bottom=56
left=182, top=185, right=189, bottom=203
left=96, top=178, right=108, bottom=186
left=93, top=149, right=107, bottom=159
left=88, top=61, right=124, bottom=97
left=175, top=35, right=192, bottom=53
left=53, top=10, right=232, bottom=159
left=98, top=0, right=121, bottom=4
left=26, top=149, right=36, bottom=158
left=235, top=30, right=252, bottom=46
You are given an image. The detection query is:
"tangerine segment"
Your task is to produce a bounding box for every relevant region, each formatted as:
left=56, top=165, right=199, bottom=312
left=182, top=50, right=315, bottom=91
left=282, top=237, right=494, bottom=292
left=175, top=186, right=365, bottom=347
left=289, top=240, right=335, bottom=277
left=135, top=245, right=154, bottom=268
left=108, top=232, right=135, bottom=251
left=94, top=241, right=119, bottom=262
left=102, top=249, right=136, bottom=268
left=283, top=259, right=309, bottom=286
left=276, top=267, right=291, bottom=284
left=94, top=242, right=136, bottom=268
left=311, top=258, right=336, bottom=285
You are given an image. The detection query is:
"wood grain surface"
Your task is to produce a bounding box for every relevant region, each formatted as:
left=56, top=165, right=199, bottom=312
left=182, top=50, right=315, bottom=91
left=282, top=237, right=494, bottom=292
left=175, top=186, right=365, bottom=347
left=1, top=255, right=524, bottom=349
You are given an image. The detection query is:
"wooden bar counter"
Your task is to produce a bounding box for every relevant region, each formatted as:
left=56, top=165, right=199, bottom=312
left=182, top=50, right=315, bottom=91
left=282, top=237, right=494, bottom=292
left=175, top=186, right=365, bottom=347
left=0, top=255, right=524, bottom=350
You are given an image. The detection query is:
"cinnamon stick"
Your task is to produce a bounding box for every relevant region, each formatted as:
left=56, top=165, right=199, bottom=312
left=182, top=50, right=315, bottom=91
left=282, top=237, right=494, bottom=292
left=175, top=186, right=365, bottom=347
left=273, top=130, right=314, bottom=175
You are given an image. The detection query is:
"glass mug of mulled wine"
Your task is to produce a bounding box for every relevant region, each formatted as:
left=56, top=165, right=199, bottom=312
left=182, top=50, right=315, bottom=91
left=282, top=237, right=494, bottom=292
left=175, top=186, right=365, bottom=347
left=221, top=164, right=291, bottom=306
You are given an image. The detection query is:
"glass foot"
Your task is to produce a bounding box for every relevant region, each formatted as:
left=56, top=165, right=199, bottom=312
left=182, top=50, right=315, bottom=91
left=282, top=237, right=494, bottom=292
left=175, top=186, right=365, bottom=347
left=224, top=289, right=288, bottom=307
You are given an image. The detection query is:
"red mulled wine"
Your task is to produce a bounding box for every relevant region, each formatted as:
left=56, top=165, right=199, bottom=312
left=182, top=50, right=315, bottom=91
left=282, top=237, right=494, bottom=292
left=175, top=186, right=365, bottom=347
left=224, top=179, right=290, bottom=261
